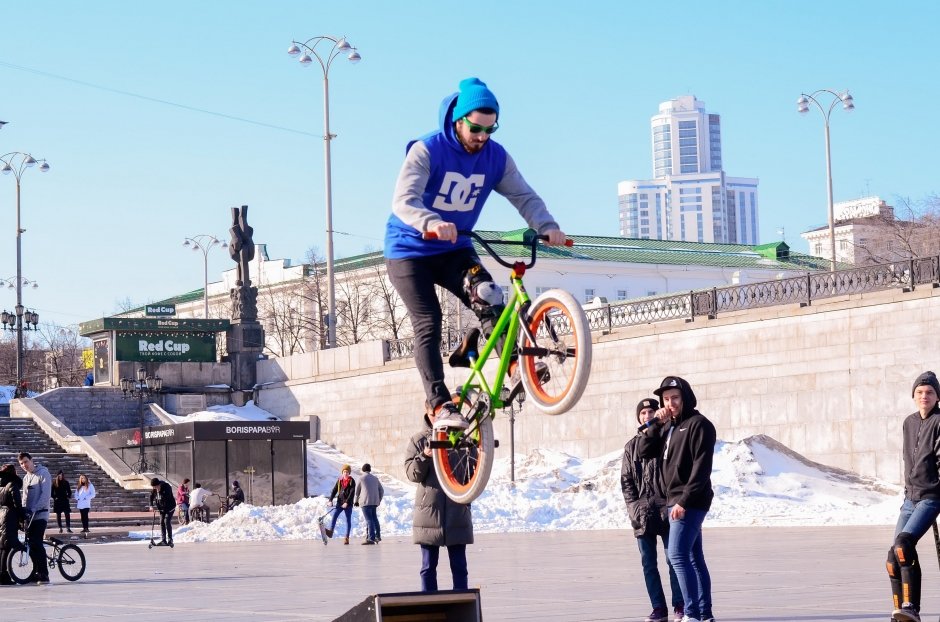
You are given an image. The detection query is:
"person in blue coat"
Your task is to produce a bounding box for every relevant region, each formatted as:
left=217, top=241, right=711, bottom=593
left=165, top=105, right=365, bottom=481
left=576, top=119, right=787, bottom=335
left=385, top=77, right=567, bottom=430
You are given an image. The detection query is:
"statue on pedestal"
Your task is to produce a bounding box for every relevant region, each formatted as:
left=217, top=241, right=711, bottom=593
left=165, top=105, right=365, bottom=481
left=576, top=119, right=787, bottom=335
left=228, top=205, right=258, bottom=322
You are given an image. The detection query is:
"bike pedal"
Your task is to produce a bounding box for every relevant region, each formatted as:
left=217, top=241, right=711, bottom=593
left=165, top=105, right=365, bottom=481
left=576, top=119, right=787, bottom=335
left=494, top=439, right=500, bottom=448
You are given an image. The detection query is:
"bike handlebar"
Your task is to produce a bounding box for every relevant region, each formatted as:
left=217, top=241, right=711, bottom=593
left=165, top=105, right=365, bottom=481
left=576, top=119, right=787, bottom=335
left=421, top=229, right=574, bottom=270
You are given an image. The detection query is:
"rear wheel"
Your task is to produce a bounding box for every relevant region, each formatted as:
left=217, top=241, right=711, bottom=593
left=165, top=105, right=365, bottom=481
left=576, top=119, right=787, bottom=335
left=431, top=396, right=495, bottom=505
left=6, top=546, right=35, bottom=584
left=57, top=544, right=86, bottom=581
left=519, top=289, right=593, bottom=415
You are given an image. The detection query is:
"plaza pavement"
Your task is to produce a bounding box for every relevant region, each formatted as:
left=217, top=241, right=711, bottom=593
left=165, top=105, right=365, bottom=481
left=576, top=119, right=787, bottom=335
left=0, top=525, right=931, bottom=621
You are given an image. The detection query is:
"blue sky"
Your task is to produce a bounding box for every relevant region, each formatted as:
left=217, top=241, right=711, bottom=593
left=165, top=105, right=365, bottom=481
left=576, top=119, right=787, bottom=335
left=1, top=1, right=937, bottom=328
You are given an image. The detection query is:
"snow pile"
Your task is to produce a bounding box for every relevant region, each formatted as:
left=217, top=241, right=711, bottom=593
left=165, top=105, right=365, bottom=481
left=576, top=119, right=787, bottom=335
left=130, top=405, right=903, bottom=544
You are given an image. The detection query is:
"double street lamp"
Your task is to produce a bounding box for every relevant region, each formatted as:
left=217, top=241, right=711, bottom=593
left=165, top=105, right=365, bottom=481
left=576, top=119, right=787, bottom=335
left=287, top=35, right=361, bottom=349
left=797, top=89, right=855, bottom=271
left=120, top=368, right=163, bottom=474
left=1, top=152, right=50, bottom=390
left=183, top=235, right=227, bottom=318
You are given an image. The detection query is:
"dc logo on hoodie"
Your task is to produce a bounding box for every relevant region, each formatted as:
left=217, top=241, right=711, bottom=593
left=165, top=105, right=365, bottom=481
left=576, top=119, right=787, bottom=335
left=433, top=172, right=485, bottom=212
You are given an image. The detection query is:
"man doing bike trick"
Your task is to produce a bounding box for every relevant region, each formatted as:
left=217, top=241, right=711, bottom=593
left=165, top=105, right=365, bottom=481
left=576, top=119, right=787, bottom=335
left=384, top=77, right=566, bottom=430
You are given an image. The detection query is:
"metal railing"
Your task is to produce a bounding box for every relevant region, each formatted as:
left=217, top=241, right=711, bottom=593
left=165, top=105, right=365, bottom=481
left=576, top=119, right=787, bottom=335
left=385, top=256, right=940, bottom=361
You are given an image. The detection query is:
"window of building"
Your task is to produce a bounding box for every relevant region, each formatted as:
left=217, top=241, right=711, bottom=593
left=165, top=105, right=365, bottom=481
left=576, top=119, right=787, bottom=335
left=617, top=290, right=628, bottom=301
left=647, top=290, right=657, bottom=297
left=584, top=288, right=595, bottom=303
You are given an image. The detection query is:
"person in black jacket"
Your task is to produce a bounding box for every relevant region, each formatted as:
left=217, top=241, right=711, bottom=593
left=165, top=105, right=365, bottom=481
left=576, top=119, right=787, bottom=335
left=227, top=480, right=245, bottom=511
left=149, top=477, right=176, bottom=546
left=0, top=463, right=23, bottom=585
left=651, top=376, right=716, bottom=622
left=404, top=404, right=474, bottom=591
left=51, top=471, right=73, bottom=534
left=886, top=371, right=940, bottom=622
left=326, top=467, right=356, bottom=545
left=623, top=397, right=683, bottom=622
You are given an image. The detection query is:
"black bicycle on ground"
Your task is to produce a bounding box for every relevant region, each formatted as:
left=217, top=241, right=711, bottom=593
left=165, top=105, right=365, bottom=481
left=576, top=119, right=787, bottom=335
left=7, top=534, right=87, bottom=583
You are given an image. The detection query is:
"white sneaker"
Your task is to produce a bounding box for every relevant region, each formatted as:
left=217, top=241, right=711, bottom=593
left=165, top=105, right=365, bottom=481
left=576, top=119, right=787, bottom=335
left=432, top=403, right=469, bottom=430
left=680, top=617, right=702, bottom=622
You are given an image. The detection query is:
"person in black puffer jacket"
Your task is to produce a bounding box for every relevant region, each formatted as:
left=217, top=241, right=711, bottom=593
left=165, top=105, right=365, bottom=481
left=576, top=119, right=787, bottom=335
left=623, top=397, right=683, bottom=622
left=886, top=371, right=940, bottom=622
left=149, top=478, right=177, bottom=546
left=404, top=403, right=474, bottom=592
left=0, top=463, right=24, bottom=585
left=649, top=376, right=717, bottom=622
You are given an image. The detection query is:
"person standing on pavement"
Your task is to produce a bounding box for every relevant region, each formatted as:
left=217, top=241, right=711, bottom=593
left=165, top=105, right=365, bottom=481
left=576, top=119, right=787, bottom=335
left=149, top=477, right=176, bottom=546
left=326, top=466, right=356, bottom=545
left=0, top=463, right=23, bottom=585
left=404, top=403, right=474, bottom=592
left=623, top=397, right=684, bottom=622
left=355, top=463, right=384, bottom=545
left=650, top=377, right=717, bottom=622
left=75, top=474, right=96, bottom=537
left=51, top=470, right=73, bottom=534
left=886, top=371, right=940, bottom=622
left=176, top=478, right=191, bottom=525
left=18, top=452, right=51, bottom=584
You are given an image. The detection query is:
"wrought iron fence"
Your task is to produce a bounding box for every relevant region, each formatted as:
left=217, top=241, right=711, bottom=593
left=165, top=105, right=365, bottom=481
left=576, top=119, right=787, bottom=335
left=385, top=256, right=940, bottom=361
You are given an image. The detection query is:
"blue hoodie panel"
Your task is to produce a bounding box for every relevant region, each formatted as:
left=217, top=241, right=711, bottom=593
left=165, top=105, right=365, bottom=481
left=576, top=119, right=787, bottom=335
left=385, top=94, right=507, bottom=260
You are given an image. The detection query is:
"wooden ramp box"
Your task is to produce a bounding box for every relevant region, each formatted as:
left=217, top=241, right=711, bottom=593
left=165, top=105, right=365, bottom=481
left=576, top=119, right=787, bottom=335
left=334, top=589, right=482, bottom=622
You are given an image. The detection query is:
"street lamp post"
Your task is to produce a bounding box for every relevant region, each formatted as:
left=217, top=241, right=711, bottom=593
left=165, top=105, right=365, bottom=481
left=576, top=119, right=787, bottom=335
left=797, top=89, right=855, bottom=271
left=287, top=35, right=361, bottom=349
left=1, top=152, right=50, bottom=390
left=120, top=368, right=163, bottom=475
left=183, top=235, right=227, bottom=318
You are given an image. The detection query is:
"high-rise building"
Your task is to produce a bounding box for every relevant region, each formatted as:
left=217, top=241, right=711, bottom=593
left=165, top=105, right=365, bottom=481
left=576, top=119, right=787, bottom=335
left=618, top=95, right=759, bottom=244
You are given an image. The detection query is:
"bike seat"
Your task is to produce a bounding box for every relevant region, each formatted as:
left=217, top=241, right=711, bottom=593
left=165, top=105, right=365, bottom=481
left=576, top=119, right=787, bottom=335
left=448, top=328, right=481, bottom=368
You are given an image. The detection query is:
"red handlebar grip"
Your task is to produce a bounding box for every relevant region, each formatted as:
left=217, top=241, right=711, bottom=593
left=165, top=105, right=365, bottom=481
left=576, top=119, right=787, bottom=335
left=564, top=239, right=574, bottom=247
left=422, top=232, right=439, bottom=240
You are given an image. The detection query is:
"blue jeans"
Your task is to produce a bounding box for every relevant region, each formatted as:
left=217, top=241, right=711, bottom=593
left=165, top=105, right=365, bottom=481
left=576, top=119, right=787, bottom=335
left=638, top=532, right=683, bottom=610
left=329, top=505, right=353, bottom=537
left=420, top=544, right=467, bottom=592
left=668, top=507, right=711, bottom=620
left=362, top=505, right=381, bottom=541
left=895, top=497, right=940, bottom=539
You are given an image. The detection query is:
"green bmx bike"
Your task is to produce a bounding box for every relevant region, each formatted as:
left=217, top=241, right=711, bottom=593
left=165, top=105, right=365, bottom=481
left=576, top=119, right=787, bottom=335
left=423, top=229, right=593, bottom=504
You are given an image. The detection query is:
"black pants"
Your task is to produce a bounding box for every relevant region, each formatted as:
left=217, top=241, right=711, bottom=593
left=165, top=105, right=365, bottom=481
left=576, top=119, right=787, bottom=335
left=55, top=508, right=71, bottom=530
left=159, top=511, right=174, bottom=543
left=387, top=248, right=498, bottom=410
left=26, top=518, right=48, bottom=580
left=79, top=508, right=90, bottom=532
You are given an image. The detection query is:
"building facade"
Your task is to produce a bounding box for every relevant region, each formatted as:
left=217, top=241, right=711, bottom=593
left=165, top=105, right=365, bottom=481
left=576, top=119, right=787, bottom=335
left=619, top=95, right=759, bottom=245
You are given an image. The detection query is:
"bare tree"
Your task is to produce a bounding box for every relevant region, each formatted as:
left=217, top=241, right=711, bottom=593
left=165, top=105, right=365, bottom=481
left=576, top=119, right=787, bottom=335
left=299, top=248, right=328, bottom=351
left=853, top=195, right=940, bottom=265
left=36, top=324, right=90, bottom=388
left=368, top=263, right=411, bottom=342
left=334, top=264, right=377, bottom=346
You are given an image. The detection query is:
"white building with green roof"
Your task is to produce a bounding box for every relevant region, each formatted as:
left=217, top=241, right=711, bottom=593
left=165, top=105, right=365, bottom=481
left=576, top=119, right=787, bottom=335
left=127, top=230, right=831, bottom=358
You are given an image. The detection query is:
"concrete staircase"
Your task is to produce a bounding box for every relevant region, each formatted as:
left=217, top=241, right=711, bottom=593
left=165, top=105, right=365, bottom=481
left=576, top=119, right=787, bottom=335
left=0, top=418, right=151, bottom=512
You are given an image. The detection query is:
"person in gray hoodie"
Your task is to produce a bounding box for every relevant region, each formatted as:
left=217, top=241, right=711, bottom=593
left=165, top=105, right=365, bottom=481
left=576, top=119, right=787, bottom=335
left=355, top=464, right=385, bottom=545
left=404, top=404, right=474, bottom=591
left=18, top=452, right=51, bottom=584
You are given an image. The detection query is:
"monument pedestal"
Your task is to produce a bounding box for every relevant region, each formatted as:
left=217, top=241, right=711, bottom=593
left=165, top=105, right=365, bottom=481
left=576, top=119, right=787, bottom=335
left=227, top=320, right=264, bottom=395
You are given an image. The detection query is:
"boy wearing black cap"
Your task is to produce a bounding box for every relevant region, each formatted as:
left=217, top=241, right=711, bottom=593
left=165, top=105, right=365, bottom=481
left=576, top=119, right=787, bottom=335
left=385, top=77, right=567, bottom=430
left=650, top=376, right=716, bottom=622
left=149, top=477, right=176, bottom=546
left=622, top=397, right=684, bottom=622
left=885, top=371, right=940, bottom=622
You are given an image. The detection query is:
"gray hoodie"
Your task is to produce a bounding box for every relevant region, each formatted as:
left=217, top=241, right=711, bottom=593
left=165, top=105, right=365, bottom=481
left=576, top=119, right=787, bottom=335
left=22, top=462, right=52, bottom=520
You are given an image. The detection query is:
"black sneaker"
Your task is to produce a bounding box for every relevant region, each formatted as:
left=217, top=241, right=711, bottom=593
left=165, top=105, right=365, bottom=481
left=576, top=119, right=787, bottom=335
left=432, top=403, right=469, bottom=430
left=508, top=361, right=550, bottom=401
left=893, top=604, right=920, bottom=622
left=35, top=576, right=50, bottom=585
left=361, top=539, right=376, bottom=545
left=448, top=328, right=481, bottom=368
left=644, top=606, right=668, bottom=622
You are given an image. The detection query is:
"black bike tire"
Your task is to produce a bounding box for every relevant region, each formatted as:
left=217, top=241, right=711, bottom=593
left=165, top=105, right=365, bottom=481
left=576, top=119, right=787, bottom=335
left=519, top=289, right=593, bottom=415
left=431, top=411, right=495, bottom=505
left=6, top=546, right=35, bottom=584
left=57, top=543, right=86, bottom=581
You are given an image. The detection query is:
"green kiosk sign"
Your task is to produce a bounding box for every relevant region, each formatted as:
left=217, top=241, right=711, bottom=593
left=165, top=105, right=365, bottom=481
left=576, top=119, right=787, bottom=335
left=145, top=304, right=176, bottom=317
left=115, top=331, right=217, bottom=362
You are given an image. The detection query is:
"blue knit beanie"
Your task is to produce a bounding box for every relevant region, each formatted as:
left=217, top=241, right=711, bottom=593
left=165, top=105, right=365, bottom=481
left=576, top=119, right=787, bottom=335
left=452, top=77, right=499, bottom=123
